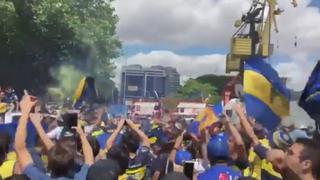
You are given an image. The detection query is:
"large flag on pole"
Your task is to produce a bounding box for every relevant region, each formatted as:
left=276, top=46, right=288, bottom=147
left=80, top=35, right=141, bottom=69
left=298, top=61, right=320, bottom=134
left=244, top=56, right=290, bottom=131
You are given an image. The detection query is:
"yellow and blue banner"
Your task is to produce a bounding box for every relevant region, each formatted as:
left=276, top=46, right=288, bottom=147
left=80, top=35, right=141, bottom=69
left=197, top=102, right=223, bottom=131
left=244, top=56, right=290, bottom=131
left=73, top=76, right=97, bottom=108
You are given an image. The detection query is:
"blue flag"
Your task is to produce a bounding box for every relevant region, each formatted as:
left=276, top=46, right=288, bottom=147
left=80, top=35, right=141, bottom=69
left=244, top=56, right=291, bottom=131
left=299, top=61, right=320, bottom=132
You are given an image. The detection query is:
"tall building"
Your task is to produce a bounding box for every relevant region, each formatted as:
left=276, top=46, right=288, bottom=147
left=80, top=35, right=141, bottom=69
left=120, top=65, right=180, bottom=101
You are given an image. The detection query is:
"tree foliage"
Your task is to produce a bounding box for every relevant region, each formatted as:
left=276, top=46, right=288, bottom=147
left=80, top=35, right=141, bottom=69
left=177, top=79, right=220, bottom=104
left=0, top=0, right=121, bottom=98
left=196, top=74, right=233, bottom=95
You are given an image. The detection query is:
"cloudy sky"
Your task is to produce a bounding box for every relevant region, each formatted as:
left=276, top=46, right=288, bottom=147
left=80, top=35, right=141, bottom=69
left=112, top=0, right=320, bottom=91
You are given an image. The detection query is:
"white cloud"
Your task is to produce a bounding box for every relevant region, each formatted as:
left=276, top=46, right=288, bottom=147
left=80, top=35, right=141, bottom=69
left=112, top=51, right=226, bottom=87
left=113, top=0, right=320, bottom=90
left=275, top=0, right=320, bottom=55
left=275, top=53, right=317, bottom=91
left=113, top=0, right=251, bottom=47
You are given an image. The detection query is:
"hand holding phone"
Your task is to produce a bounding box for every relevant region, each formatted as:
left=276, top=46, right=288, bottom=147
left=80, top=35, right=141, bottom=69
left=183, top=161, right=194, bottom=179
left=20, top=89, right=37, bottom=113
left=225, top=109, right=233, bottom=117
left=63, top=111, right=78, bottom=129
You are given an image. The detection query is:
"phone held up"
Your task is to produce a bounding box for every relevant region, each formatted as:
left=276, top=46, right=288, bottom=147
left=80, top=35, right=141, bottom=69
left=183, top=161, right=194, bottom=179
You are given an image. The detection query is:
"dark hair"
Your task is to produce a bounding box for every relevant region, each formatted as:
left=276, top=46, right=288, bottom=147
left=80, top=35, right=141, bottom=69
left=107, top=145, right=129, bottom=175
left=122, top=131, right=140, bottom=153
left=158, top=142, right=175, bottom=154
left=75, top=135, right=100, bottom=158
left=296, top=138, right=320, bottom=178
left=87, top=159, right=121, bottom=180
left=47, top=140, right=75, bottom=177
left=0, top=132, right=10, bottom=166
left=4, top=175, right=30, bottom=180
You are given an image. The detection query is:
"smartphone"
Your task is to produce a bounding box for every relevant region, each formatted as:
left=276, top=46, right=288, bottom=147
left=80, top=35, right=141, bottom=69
left=183, top=161, right=194, bottom=179
left=226, top=109, right=233, bottom=117
left=64, top=113, right=78, bottom=129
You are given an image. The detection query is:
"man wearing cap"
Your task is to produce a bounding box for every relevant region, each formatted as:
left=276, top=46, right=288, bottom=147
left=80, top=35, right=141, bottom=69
left=198, top=132, right=241, bottom=180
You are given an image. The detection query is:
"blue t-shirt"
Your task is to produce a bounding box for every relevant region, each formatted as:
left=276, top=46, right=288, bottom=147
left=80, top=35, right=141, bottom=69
left=198, top=164, right=241, bottom=180
left=23, top=163, right=90, bottom=180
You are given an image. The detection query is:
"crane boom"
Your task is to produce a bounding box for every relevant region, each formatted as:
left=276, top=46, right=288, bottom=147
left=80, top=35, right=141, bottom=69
left=226, top=0, right=297, bottom=73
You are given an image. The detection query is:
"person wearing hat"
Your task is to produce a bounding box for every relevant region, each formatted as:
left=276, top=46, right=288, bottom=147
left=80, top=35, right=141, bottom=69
left=198, top=132, right=242, bottom=180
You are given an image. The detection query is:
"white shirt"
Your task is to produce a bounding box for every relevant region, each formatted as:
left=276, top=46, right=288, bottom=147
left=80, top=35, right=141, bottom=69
left=46, top=126, right=63, bottom=140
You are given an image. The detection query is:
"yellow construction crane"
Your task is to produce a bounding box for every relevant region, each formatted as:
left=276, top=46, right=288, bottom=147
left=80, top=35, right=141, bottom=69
left=226, top=0, right=297, bottom=73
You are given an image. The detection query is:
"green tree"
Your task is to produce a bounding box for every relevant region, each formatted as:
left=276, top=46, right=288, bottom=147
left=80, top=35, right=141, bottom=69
left=177, top=79, right=220, bottom=104
left=196, top=74, right=233, bottom=95
left=0, top=0, right=121, bottom=99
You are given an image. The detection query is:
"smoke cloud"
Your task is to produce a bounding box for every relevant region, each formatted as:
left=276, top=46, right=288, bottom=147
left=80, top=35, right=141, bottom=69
left=47, top=65, right=87, bottom=102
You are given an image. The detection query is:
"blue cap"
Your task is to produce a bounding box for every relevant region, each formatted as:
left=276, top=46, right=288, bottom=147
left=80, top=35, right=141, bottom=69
left=207, top=133, right=230, bottom=161
left=175, top=150, right=192, bottom=165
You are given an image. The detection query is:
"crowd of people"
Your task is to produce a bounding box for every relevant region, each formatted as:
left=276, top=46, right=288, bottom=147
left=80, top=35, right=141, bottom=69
left=0, top=91, right=320, bottom=180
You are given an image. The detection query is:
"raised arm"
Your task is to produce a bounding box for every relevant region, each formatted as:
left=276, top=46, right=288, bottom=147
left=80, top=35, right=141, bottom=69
left=200, top=129, right=210, bottom=164
left=253, top=142, right=286, bottom=171
left=73, top=125, right=94, bottom=165
left=30, top=113, right=54, bottom=150
left=223, top=113, right=244, bottom=147
left=235, top=104, right=259, bottom=146
left=168, top=130, right=185, bottom=162
left=222, top=112, right=247, bottom=159
left=14, top=94, right=37, bottom=170
left=105, top=119, right=125, bottom=150
left=126, top=119, right=150, bottom=148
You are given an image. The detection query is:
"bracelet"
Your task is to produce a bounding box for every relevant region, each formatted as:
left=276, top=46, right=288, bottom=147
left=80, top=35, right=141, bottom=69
left=173, top=147, right=179, bottom=151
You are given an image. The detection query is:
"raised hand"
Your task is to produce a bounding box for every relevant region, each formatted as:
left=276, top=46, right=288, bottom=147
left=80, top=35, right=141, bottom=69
left=20, top=90, right=37, bottom=114
left=117, top=119, right=126, bottom=130
left=125, top=119, right=135, bottom=127
left=72, top=124, right=85, bottom=137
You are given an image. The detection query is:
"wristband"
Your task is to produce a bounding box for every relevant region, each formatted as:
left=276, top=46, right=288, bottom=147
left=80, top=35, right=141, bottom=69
left=253, top=143, right=268, bottom=159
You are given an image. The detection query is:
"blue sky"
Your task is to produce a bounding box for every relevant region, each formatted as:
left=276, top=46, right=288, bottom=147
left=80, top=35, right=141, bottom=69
left=310, top=0, right=320, bottom=7
left=114, top=0, right=320, bottom=90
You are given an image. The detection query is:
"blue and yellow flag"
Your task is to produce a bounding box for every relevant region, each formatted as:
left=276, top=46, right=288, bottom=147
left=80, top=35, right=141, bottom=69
left=299, top=61, right=320, bottom=133
left=197, top=102, right=223, bottom=131
left=73, top=76, right=97, bottom=108
left=299, top=61, right=320, bottom=119
left=244, top=56, right=290, bottom=131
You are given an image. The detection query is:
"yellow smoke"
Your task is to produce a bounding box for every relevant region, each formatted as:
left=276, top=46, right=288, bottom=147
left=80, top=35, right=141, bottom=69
left=48, top=65, right=86, bottom=102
